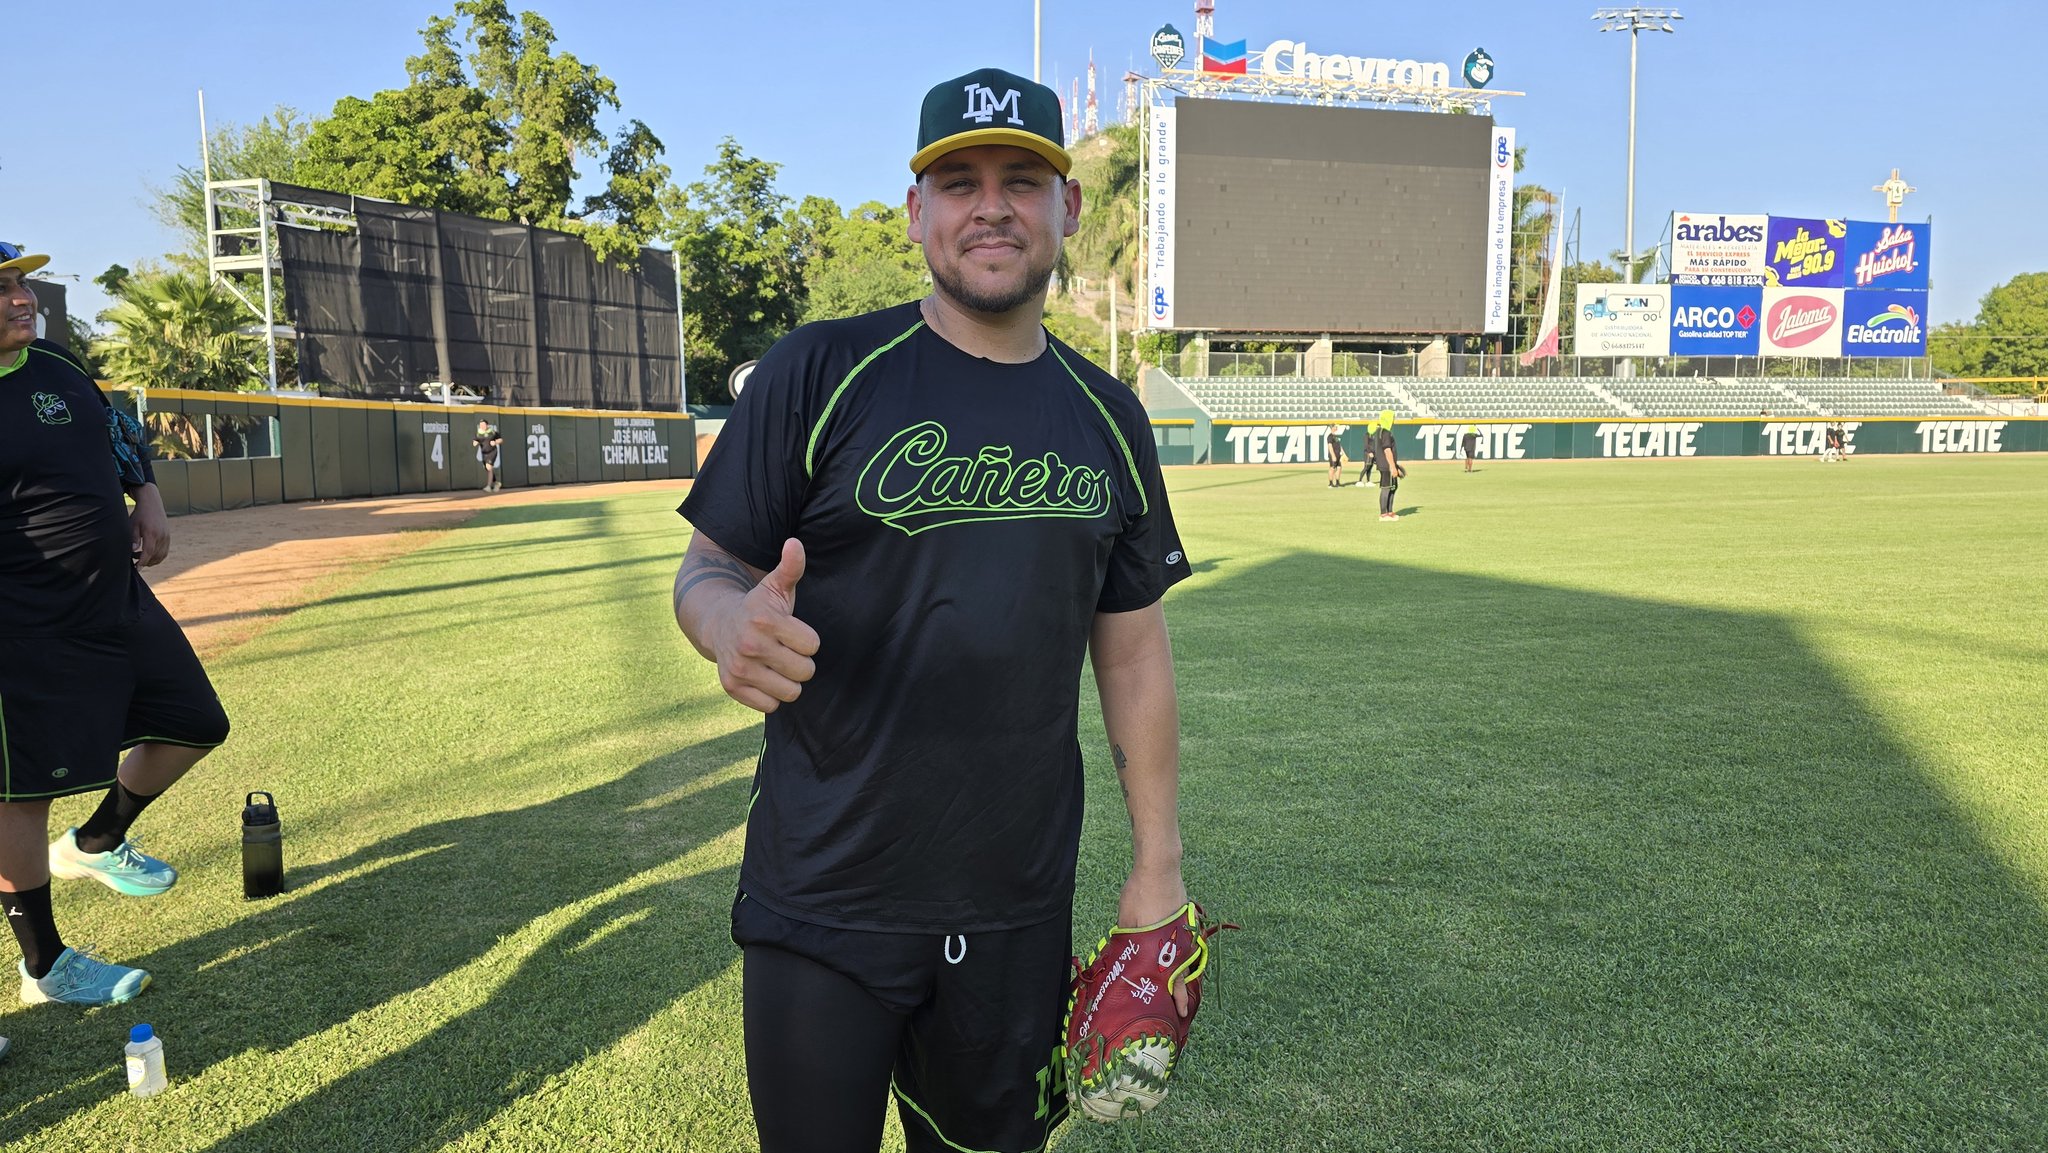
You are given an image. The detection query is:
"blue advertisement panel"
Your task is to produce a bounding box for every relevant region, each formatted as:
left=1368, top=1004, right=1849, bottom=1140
left=1844, top=221, right=1930, bottom=291
left=1669, top=285, right=1764, bottom=356
left=1842, top=290, right=1929, bottom=357
left=1764, top=217, right=1847, bottom=288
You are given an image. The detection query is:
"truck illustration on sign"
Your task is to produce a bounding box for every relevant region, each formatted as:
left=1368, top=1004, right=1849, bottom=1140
left=1582, top=292, right=1663, bottom=323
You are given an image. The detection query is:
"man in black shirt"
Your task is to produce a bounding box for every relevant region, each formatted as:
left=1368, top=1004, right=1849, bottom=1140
left=473, top=419, right=503, bottom=491
left=0, top=243, right=230, bottom=1010
left=1461, top=424, right=1479, bottom=473
left=1325, top=421, right=1346, bottom=487
left=674, top=69, right=1193, bottom=1153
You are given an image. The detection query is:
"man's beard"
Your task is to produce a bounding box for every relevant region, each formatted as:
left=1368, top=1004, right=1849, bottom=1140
left=930, top=244, right=1059, bottom=315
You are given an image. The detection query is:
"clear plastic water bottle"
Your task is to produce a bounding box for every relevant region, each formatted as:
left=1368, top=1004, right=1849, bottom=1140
left=125, top=1023, right=167, bottom=1097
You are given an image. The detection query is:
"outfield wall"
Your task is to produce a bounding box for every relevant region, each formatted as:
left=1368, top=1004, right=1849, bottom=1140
left=1177, top=417, right=2048, bottom=466
left=121, top=388, right=694, bottom=516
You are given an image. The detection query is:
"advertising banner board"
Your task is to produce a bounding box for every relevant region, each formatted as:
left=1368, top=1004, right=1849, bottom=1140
left=1764, top=218, right=1847, bottom=288
left=1668, top=285, right=1764, bottom=356
left=1574, top=283, right=1671, bottom=356
left=1842, top=289, right=1929, bottom=356
left=1845, top=221, right=1930, bottom=290
left=1760, top=287, right=1845, bottom=357
left=1144, top=105, right=1177, bottom=329
left=1483, top=126, right=1516, bottom=334
left=1670, top=212, right=1769, bottom=285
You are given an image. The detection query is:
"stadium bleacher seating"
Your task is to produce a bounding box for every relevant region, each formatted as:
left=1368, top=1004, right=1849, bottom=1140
left=1170, top=375, right=1987, bottom=421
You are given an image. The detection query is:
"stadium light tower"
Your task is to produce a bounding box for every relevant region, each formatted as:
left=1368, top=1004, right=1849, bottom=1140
left=1593, top=7, right=1681, bottom=284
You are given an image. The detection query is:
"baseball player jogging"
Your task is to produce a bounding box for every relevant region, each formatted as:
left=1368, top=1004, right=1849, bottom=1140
left=0, top=242, right=229, bottom=1019
left=673, top=69, right=1211, bottom=1153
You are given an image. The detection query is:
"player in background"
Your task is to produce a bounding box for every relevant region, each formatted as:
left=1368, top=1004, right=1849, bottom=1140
left=1325, top=421, right=1347, bottom=488
left=1461, top=424, right=1479, bottom=473
left=474, top=419, right=504, bottom=491
left=1351, top=417, right=1379, bottom=487
left=0, top=242, right=229, bottom=1012
left=1374, top=410, right=1406, bottom=521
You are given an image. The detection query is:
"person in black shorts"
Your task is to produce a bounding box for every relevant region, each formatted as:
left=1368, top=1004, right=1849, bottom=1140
left=1461, top=424, right=1479, bottom=473
left=0, top=242, right=230, bottom=1010
left=474, top=419, right=503, bottom=491
left=1374, top=410, right=1406, bottom=521
left=672, top=69, right=1194, bottom=1153
left=1325, top=421, right=1346, bottom=488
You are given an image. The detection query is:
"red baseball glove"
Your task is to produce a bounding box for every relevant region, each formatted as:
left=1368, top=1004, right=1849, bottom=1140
left=1064, top=902, right=1235, bottom=1123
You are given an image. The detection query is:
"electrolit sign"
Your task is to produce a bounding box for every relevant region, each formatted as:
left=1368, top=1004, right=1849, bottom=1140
left=1145, top=105, right=1177, bottom=329
left=1574, top=283, right=1671, bottom=356
left=1764, top=218, right=1847, bottom=288
left=1845, top=221, right=1930, bottom=290
left=1842, top=289, right=1928, bottom=356
left=1760, top=287, right=1844, bottom=356
left=1668, top=285, right=1763, bottom=356
left=1670, top=212, right=1768, bottom=285
left=1150, top=25, right=1186, bottom=71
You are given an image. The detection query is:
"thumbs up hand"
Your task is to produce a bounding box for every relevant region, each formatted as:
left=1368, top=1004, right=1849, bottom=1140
left=714, top=538, right=821, bottom=714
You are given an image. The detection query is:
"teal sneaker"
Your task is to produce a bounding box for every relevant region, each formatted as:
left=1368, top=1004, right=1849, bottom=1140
left=48, top=828, right=178, bottom=896
left=19, top=947, right=152, bottom=1006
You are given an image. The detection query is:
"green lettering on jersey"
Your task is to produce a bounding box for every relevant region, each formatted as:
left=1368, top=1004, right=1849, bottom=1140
left=856, top=421, right=1112, bottom=536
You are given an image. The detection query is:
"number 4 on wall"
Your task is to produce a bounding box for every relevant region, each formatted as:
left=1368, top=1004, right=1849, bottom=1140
left=430, top=433, right=445, bottom=470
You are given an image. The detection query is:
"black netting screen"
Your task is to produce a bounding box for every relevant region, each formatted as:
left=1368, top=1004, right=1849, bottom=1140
left=277, top=189, right=680, bottom=409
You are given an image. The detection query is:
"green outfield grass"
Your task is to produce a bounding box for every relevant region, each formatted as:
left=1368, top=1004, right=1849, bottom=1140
left=3, top=456, right=2045, bottom=1152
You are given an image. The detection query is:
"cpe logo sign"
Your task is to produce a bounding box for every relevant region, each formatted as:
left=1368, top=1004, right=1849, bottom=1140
left=1669, top=285, right=1762, bottom=356
left=1494, top=136, right=1512, bottom=167
left=1152, top=285, right=1170, bottom=320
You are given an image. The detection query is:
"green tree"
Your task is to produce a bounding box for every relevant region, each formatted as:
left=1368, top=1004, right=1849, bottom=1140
left=676, top=139, right=808, bottom=403
left=800, top=200, right=926, bottom=324
left=1944, top=273, right=2048, bottom=386
left=93, top=271, right=265, bottom=392
left=1067, top=124, right=1141, bottom=291
left=299, top=2, right=673, bottom=253
left=155, top=109, right=317, bottom=265
left=1928, top=320, right=1985, bottom=380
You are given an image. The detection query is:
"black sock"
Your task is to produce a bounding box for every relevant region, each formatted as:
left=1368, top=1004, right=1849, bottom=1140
left=3, top=884, right=64, bottom=979
left=75, top=779, right=163, bottom=854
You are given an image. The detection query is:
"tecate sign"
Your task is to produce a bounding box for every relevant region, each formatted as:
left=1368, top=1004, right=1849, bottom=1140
left=1261, top=40, right=1453, bottom=87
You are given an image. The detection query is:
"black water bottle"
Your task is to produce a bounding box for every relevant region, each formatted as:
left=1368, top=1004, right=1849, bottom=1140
left=241, top=791, right=284, bottom=899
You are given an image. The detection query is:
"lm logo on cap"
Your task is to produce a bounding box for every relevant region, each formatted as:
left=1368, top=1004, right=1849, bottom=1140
left=963, top=84, right=1025, bottom=126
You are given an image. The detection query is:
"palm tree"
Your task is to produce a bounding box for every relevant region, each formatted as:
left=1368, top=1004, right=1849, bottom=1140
left=94, top=272, right=264, bottom=392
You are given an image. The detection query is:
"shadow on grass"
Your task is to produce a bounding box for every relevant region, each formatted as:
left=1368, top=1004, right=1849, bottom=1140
left=1064, top=550, right=2048, bottom=1150
left=0, top=726, right=758, bottom=1150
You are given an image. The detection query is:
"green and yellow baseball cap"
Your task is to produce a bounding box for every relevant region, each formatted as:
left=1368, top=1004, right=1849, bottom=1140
left=911, top=67, right=1071, bottom=177
left=0, top=241, right=50, bottom=277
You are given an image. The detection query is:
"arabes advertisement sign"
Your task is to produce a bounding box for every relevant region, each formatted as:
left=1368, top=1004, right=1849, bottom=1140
left=1144, top=105, right=1177, bottom=329
left=1483, top=127, right=1515, bottom=335
left=1670, top=212, right=1768, bottom=285
left=1759, top=287, right=1845, bottom=357
left=1574, top=283, right=1671, bottom=356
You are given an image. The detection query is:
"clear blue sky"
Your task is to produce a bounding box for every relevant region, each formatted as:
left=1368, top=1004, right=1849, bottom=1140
left=4, top=0, right=2040, bottom=326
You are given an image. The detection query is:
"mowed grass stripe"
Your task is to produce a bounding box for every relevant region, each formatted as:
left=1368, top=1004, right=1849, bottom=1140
left=0, top=456, right=2041, bottom=1151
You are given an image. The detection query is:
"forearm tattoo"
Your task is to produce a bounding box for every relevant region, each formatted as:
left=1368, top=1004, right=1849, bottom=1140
left=674, top=551, right=758, bottom=615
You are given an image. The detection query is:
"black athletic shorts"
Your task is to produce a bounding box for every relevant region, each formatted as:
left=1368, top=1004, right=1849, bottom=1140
left=0, top=584, right=229, bottom=801
left=734, top=892, right=1072, bottom=1151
